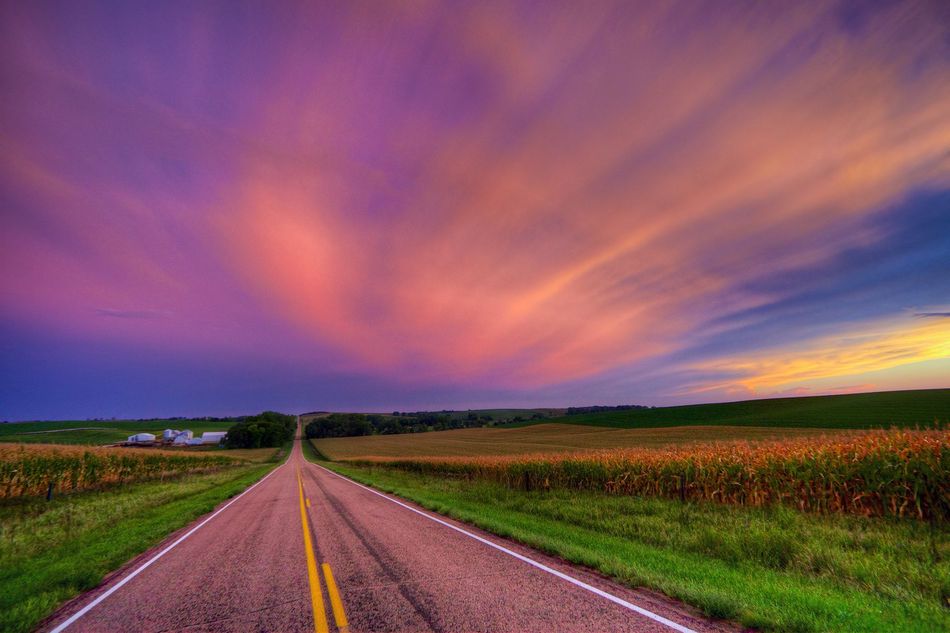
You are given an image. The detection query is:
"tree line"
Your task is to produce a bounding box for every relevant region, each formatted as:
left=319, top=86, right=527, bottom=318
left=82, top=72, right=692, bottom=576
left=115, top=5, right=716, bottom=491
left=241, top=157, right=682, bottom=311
left=225, top=411, right=296, bottom=448
left=305, top=412, right=503, bottom=439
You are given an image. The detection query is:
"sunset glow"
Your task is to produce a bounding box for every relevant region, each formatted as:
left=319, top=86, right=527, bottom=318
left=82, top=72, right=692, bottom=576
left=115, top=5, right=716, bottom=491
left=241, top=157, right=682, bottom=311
left=2, top=1, right=948, bottom=418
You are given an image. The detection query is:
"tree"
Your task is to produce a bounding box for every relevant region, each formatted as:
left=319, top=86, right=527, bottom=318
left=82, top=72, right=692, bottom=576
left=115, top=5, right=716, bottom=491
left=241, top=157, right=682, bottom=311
left=225, top=411, right=295, bottom=449
left=305, top=413, right=373, bottom=439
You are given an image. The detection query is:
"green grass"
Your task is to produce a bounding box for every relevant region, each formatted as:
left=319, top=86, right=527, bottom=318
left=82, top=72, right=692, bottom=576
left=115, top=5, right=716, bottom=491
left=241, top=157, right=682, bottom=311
left=308, top=450, right=949, bottom=633
left=509, top=388, right=950, bottom=429
left=0, top=453, right=282, bottom=633
left=0, top=419, right=234, bottom=446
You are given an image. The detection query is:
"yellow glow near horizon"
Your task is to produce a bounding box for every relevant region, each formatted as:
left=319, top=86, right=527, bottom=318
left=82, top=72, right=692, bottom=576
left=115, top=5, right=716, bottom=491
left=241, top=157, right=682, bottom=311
left=692, top=316, right=950, bottom=395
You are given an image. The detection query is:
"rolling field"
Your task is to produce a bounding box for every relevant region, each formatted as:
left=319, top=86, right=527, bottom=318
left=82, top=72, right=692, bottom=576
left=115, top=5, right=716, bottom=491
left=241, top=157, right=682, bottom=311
left=0, top=419, right=233, bottom=446
left=308, top=390, right=950, bottom=631
left=0, top=440, right=287, bottom=632
left=313, top=422, right=850, bottom=460
left=0, top=443, right=245, bottom=498
left=347, top=429, right=949, bottom=520
left=0, top=461, right=281, bottom=633
left=516, top=388, right=950, bottom=429
left=324, top=460, right=949, bottom=632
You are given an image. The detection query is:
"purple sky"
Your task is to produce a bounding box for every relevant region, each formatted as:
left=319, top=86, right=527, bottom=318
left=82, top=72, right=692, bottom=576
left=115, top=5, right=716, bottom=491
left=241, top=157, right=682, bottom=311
left=2, top=1, right=949, bottom=420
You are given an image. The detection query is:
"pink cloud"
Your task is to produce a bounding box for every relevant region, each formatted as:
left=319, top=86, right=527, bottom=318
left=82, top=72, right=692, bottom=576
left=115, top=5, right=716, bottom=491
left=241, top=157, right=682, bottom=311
left=2, top=0, right=948, bottom=396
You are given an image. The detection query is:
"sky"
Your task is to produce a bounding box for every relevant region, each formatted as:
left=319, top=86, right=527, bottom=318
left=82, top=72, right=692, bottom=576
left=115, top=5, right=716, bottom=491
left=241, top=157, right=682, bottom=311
left=1, top=0, right=949, bottom=420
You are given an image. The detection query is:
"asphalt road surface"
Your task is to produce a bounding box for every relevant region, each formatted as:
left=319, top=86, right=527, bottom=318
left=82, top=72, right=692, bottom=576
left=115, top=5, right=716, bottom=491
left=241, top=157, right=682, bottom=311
left=42, top=429, right=734, bottom=633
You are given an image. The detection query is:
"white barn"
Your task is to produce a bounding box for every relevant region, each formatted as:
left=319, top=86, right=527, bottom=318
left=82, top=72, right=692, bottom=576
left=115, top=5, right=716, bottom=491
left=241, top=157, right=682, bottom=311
left=172, top=430, right=194, bottom=445
left=200, top=431, right=227, bottom=445
left=127, top=433, right=156, bottom=444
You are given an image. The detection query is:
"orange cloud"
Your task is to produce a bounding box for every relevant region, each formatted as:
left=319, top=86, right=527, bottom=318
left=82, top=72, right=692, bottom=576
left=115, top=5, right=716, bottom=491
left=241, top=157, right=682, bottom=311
left=218, top=1, right=950, bottom=385
left=3, top=1, right=948, bottom=394
left=688, top=315, right=950, bottom=395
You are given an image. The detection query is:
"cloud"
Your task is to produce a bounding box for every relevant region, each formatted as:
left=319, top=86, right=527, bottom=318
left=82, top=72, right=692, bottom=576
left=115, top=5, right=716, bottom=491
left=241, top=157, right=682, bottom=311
left=686, top=315, right=950, bottom=395
left=95, top=308, right=170, bottom=320
left=916, top=312, right=950, bottom=318
left=1, top=0, right=949, bottom=410
left=219, top=0, right=950, bottom=386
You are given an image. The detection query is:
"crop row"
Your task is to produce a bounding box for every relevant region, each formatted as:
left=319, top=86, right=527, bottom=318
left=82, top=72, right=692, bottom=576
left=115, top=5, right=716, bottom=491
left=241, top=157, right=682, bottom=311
left=0, top=444, right=238, bottom=498
left=347, top=429, right=950, bottom=520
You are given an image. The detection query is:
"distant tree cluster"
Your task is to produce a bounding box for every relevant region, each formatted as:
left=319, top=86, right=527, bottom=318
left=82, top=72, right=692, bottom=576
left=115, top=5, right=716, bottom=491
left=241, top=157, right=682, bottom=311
left=84, top=415, right=241, bottom=423
left=565, top=405, right=648, bottom=415
left=306, top=414, right=374, bottom=438
left=394, top=412, right=496, bottom=431
left=225, top=411, right=296, bottom=448
left=306, top=411, right=505, bottom=439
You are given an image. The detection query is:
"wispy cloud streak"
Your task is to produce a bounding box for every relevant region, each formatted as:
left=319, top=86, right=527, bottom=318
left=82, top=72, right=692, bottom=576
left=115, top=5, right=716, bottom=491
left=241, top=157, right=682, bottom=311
left=1, top=1, right=948, bottom=416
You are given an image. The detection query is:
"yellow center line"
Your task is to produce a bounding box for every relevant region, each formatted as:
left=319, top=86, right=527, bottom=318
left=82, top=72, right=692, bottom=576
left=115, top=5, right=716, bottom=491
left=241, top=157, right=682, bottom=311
left=297, top=467, right=329, bottom=633
left=322, top=563, right=349, bottom=631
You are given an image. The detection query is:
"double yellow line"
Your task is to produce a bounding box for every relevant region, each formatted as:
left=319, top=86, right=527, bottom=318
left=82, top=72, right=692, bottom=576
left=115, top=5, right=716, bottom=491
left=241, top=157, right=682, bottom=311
left=297, top=467, right=348, bottom=633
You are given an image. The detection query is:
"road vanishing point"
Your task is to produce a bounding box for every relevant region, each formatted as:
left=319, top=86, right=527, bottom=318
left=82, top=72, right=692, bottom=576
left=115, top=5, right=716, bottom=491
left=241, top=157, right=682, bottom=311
left=42, top=425, right=731, bottom=633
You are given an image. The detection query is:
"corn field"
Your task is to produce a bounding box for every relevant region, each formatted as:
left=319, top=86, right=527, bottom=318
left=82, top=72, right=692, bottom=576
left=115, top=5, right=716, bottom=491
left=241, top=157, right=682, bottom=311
left=350, top=429, right=950, bottom=520
left=0, top=444, right=237, bottom=498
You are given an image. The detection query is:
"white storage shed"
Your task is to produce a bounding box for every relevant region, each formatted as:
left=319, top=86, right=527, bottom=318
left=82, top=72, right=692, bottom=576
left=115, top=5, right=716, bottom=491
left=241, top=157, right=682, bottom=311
left=127, top=433, right=156, bottom=444
left=172, top=434, right=190, bottom=445
left=200, top=431, right=227, bottom=445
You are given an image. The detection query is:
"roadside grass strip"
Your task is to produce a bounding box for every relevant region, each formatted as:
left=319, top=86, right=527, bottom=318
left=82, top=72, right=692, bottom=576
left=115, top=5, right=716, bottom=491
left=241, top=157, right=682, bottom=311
left=307, top=459, right=698, bottom=633
left=0, top=462, right=281, bottom=633
left=47, top=463, right=284, bottom=633
left=310, top=450, right=949, bottom=633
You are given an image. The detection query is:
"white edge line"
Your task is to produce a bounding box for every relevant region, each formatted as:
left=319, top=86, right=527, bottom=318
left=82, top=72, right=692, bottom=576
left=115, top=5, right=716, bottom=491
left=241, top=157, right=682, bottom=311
left=49, top=459, right=287, bottom=633
left=310, top=461, right=698, bottom=633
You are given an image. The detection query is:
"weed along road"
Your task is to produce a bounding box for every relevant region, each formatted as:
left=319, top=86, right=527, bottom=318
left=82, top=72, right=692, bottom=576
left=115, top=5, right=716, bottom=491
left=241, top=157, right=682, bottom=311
left=42, top=431, right=728, bottom=633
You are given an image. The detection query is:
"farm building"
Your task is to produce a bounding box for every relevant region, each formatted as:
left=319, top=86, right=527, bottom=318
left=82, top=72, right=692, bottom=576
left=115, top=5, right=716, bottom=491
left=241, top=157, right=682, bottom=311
left=127, top=433, right=156, bottom=444
left=162, top=429, right=178, bottom=440
left=199, top=431, right=227, bottom=445
left=172, top=430, right=194, bottom=445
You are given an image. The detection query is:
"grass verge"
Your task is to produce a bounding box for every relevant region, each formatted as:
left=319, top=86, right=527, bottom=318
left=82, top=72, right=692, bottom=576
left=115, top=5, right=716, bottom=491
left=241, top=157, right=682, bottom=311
left=305, top=446, right=949, bottom=632
left=0, top=457, right=281, bottom=633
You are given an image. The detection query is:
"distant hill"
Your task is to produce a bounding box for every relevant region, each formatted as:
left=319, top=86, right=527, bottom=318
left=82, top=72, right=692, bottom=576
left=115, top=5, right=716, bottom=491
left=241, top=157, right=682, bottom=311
left=0, top=418, right=238, bottom=445
left=329, top=408, right=567, bottom=424
left=430, top=408, right=565, bottom=422
left=508, top=389, right=950, bottom=430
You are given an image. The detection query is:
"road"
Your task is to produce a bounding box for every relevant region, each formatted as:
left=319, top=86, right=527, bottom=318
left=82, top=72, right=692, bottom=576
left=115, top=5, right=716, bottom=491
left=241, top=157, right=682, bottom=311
left=42, top=428, right=733, bottom=633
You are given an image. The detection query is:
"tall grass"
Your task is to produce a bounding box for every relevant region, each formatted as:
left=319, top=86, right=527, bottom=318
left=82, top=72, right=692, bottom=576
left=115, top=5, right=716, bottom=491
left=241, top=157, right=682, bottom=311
left=0, top=444, right=236, bottom=498
left=349, top=429, right=950, bottom=520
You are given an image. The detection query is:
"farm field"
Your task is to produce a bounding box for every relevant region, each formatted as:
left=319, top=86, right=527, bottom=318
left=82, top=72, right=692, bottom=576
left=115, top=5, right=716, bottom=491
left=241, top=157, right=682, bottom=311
left=316, top=458, right=949, bottom=633
left=515, top=388, right=950, bottom=429
left=0, top=445, right=285, bottom=633
left=0, top=443, right=239, bottom=498
left=312, top=422, right=850, bottom=460
left=0, top=418, right=234, bottom=446
left=346, top=429, right=949, bottom=520
left=306, top=415, right=950, bottom=632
